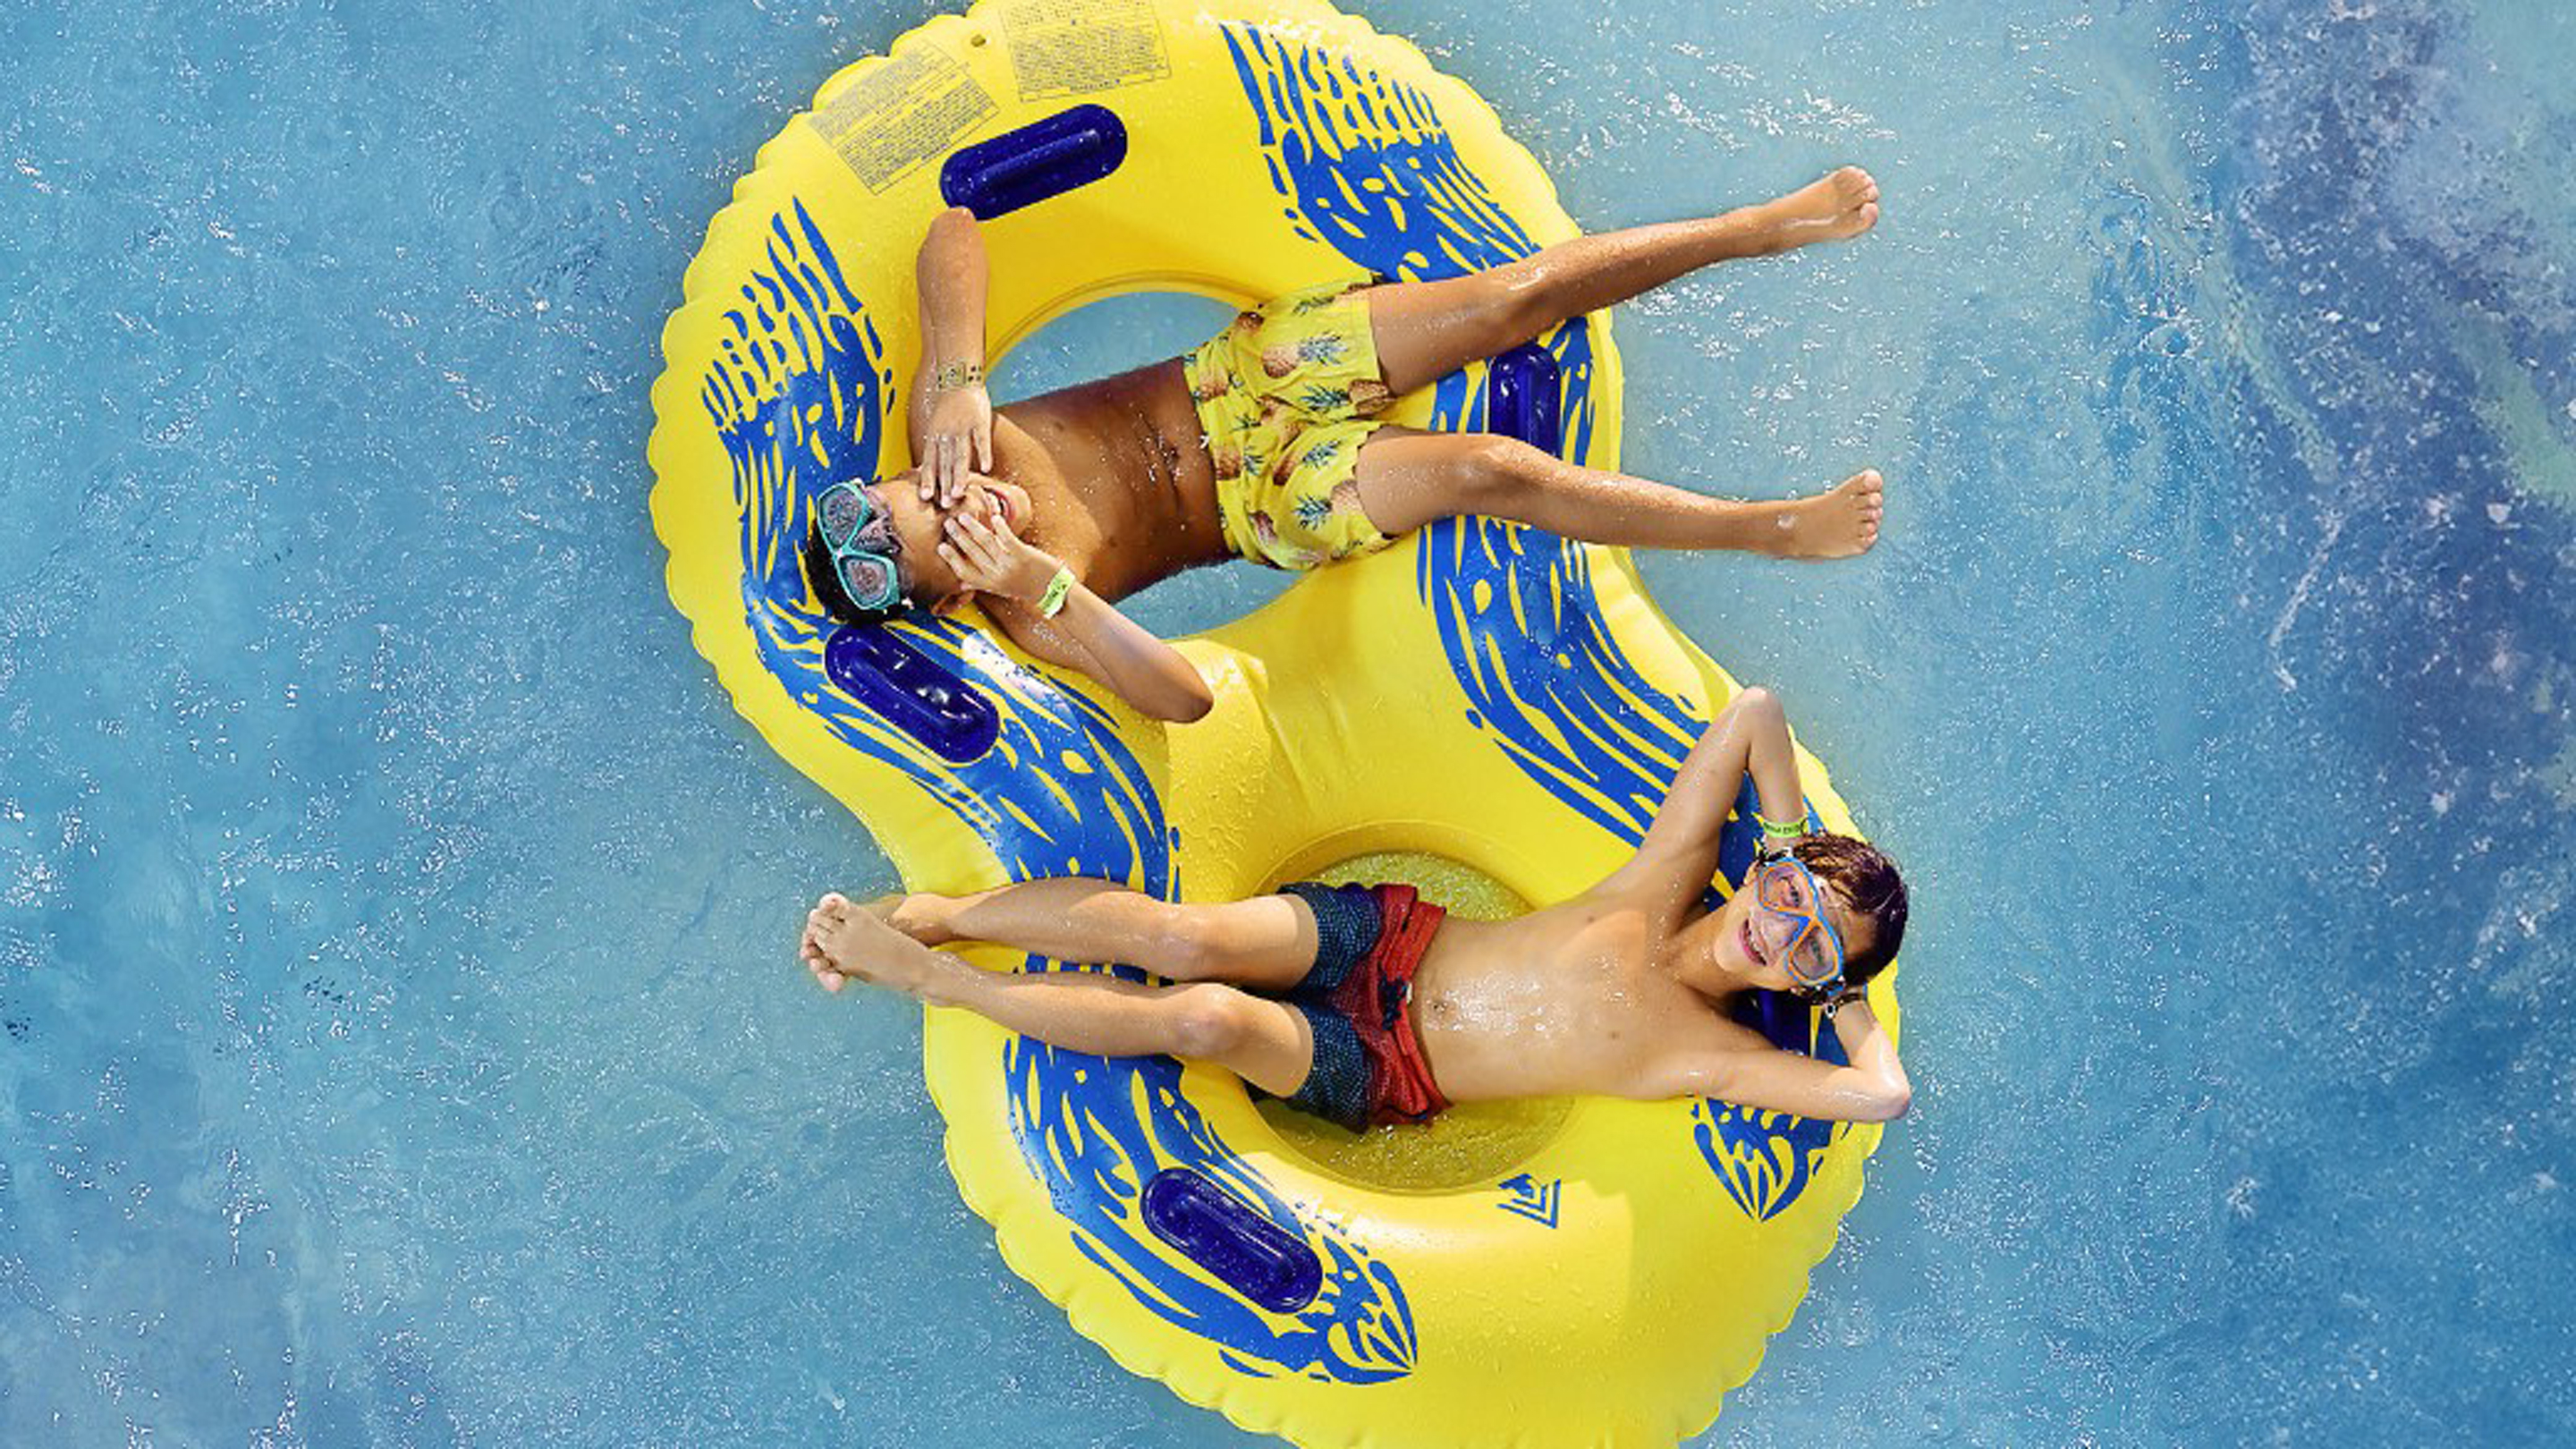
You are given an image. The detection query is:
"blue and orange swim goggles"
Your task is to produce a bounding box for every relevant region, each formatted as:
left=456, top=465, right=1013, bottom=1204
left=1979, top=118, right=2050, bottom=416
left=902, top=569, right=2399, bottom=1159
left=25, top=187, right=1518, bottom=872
left=1749, top=847, right=1849, bottom=1005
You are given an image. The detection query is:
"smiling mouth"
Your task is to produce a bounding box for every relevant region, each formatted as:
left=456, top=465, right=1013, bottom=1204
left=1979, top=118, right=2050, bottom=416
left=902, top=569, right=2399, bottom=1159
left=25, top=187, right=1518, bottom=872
left=1739, top=919, right=1770, bottom=969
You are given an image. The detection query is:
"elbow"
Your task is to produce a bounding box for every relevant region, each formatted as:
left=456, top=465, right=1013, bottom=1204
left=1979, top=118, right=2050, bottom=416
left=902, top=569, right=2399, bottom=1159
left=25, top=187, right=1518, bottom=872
left=928, top=207, right=986, bottom=260
left=1710, top=684, right=1783, bottom=741
left=920, top=208, right=984, bottom=276
left=1860, top=1082, right=1912, bottom=1123
left=1143, top=682, right=1216, bottom=724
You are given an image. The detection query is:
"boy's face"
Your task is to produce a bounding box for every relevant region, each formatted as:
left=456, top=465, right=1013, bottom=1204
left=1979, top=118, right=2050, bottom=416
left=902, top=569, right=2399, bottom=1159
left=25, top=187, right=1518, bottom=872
left=869, top=469, right=1036, bottom=611
left=1710, top=869, right=1875, bottom=997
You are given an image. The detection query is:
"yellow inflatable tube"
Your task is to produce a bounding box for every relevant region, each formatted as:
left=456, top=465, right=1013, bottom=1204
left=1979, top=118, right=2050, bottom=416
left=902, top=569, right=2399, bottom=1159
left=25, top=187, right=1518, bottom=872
left=647, top=2, right=1900, bottom=1445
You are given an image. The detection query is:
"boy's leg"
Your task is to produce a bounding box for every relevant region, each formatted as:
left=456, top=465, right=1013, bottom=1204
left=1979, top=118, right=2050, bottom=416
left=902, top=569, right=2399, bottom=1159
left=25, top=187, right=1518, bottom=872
left=872, top=877, right=1319, bottom=991
left=804, top=894, right=1317, bottom=1096
left=1366, top=167, right=1879, bottom=397
left=1353, top=428, right=1885, bottom=561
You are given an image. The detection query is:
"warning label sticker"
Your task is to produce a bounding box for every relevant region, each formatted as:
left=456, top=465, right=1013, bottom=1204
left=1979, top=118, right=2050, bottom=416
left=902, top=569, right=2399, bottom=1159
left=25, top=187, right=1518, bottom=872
left=1003, top=0, right=1171, bottom=101
left=807, top=48, right=998, bottom=192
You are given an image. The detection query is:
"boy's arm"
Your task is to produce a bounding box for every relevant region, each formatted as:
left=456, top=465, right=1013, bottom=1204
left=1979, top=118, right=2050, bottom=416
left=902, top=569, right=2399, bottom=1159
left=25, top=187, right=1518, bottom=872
left=945, top=512, right=1215, bottom=724
left=1637, top=1004, right=1911, bottom=1123
left=910, top=207, right=994, bottom=505
left=1606, top=687, right=1809, bottom=897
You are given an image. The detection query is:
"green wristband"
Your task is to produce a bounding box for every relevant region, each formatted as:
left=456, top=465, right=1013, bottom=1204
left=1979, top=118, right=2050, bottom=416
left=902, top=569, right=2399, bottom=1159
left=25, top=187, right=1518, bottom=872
left=1036, top=567, right=1075, bottom=619
left=1755, top=810, right=1809, bottom=840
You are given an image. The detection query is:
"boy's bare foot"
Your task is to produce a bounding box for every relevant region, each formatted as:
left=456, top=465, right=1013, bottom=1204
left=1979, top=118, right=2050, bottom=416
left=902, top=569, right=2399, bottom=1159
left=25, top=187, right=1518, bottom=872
left=802, top=892, right=955, bottom=999
left=1750, top=469, right=1885, bottom=560
left=1733, top=166, right=1880, bottom=255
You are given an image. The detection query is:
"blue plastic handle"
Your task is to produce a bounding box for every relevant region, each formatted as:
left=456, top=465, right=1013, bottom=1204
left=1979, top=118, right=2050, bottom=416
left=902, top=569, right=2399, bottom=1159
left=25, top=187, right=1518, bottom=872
left=824, top=626, right=1000, bottom=765
left=1485, top=343, right=1563, bottom=455
left=941, top=105, right=1130, bottom=218
left=1140, top=1166, right=1323, bottom=1313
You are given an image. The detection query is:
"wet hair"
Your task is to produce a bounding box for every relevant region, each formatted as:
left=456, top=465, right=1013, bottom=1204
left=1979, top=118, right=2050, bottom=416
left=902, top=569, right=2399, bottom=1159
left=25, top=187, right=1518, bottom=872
left=803, top=521, right=911, bottom=627
left=1790, top=833, right=1909, bottom=987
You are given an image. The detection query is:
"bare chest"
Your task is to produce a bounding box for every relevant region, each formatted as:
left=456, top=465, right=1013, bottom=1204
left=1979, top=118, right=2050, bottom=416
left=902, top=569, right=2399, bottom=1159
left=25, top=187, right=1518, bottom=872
left=1411, top=911, right=1714, bottom=1100
left=995, top=359, right=1229, bottom=598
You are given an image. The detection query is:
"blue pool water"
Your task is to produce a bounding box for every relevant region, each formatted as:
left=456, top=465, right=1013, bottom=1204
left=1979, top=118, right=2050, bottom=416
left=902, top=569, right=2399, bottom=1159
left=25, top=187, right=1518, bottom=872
left=4, top=0, right=2572, bottom=1444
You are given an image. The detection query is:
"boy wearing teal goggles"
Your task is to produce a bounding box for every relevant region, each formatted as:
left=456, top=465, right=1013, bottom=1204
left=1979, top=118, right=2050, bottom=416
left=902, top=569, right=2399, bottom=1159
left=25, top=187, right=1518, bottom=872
left=802, top=168, right=1891, bottom=725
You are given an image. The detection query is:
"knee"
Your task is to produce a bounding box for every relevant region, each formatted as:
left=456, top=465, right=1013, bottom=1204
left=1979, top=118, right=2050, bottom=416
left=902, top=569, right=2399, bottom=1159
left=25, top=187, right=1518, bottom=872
left=1164, top=985, right=1253, bottom=1060
left=1159, top=912, right=1244, bottom=980
left=1487, top=275, right=1557, bottom=348
left=1462, top=258, right=1558, bottom=349
left=1454, top=433, right=1548, bottom=510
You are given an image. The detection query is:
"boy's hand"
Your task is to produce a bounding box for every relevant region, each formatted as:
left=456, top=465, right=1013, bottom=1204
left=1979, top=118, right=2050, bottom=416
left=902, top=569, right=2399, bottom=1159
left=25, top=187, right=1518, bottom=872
left=940, top=504, right=1063, bottom=606
left=919, top=383, right=994, bottom=508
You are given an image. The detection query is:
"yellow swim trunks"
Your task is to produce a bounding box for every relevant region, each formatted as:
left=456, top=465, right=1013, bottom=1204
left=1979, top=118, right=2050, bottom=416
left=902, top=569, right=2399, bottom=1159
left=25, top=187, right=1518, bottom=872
left=1184, top=276, right=1400, bottom=570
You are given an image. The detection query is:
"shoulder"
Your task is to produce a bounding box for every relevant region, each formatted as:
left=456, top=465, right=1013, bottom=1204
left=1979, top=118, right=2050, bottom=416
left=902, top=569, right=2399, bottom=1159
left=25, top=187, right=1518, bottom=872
left=988, top=426, right=1099, bottom=558
left=1587, top=852, right=1711, bottom=924
left=985, top=413, right=1061, bottom=488
left=988, top=406, right=1045, bottom=450
left=986, top=410, right=1057, bottom=486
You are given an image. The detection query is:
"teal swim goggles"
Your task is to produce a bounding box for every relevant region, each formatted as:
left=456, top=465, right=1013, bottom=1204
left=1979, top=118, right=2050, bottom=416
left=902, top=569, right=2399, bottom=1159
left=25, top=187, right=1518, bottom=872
left=815, top=479, right=905, bottom=614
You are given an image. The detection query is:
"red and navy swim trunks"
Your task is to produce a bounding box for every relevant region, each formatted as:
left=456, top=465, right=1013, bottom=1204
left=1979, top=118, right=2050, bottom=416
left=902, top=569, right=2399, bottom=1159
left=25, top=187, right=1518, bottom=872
left=1272, top=881, right=1451, bottom=1131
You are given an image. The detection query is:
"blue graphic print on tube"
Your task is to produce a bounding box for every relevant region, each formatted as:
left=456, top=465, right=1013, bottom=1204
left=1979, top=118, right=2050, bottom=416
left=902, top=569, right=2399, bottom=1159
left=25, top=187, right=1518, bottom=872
left=1496, top=1174, right=1562, bottom=1228
left=700, top=199, right=888, bottom=660
left=1013, top=1044, right=1418, bottom=1383
left=1694, top=1080, right=1844, bottom=1223
left=1220, top=29, right=1847, bottom=1222
left=1217, top=21, right=1595, bottom=462
left=698, top=201, right=1416, bottom=1383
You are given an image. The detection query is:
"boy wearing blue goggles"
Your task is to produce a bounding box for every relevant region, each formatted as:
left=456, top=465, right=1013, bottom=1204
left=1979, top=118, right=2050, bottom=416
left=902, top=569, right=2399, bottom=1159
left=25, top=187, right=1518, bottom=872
left=802, top=683, right=1912, bottom=1129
